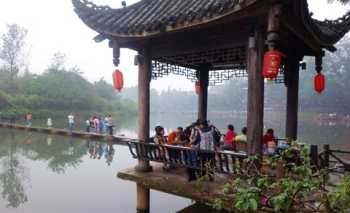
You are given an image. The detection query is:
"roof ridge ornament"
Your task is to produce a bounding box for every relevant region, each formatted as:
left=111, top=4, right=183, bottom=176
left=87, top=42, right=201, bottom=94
left=72, top=0, right=112, bottom=12
left=319, top=10, right=350, bottom=24
left=121, top=1, right=127, bottom=8
left=313, top=10, right=350, bottom=43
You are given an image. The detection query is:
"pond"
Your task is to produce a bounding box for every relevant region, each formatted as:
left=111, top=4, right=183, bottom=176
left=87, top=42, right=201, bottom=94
left=0, top=128, right=191, bottom=213
left=1, top=111, right=350, bottom=212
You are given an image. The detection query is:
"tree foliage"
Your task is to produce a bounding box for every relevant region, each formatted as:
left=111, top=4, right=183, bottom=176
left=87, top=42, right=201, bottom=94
left=214, top=144, right=350, bottom=212
left=0, top=52, right=136, bottom=119
left=0, top=24, right=28, bottom=79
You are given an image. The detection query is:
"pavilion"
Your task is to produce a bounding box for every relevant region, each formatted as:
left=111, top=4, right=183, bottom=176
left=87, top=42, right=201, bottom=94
left=72, top=0, right=350, bottom=211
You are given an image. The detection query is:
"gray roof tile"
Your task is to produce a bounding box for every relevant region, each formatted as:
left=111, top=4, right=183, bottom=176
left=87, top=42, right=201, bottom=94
left=72, top=0, right=350, bottom=46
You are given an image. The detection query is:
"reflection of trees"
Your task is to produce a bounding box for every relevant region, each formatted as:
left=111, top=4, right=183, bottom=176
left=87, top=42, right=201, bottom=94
left=23, top=136, right=87, bottom=174
left=47, top=141, right=86, bottom=173
left=0, top=129, right=28, bottom=208
left=0, top=129, right=89, bottom=209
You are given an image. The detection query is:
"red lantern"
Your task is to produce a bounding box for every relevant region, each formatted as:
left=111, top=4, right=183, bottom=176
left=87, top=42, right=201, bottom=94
left=195, top=81, right=200, bottom=95
left=112, top=69, right=124, bottom=92
left=314, top=73, right=325, bottom=93
left=262, top=50, right=282, bottom=79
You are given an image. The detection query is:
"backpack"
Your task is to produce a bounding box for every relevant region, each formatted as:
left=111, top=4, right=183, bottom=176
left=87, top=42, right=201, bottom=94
left=199, top=128, right=215, bottom=151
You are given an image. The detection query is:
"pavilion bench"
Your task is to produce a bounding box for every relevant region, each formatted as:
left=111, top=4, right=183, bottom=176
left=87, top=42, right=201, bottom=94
left=126, top=140, right=247, bottom=175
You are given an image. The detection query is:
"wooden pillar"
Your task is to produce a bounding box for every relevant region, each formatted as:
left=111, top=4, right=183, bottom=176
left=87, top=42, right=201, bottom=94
left=310, top=145, right=319, bottom=168
left=136, top=183, right=150, bottom=213
left=246, top=28, right=265, bottom=156
left=134, top=47, right=152, bottom=213
left=135, top=48, right=152, bottom=172
left=286, top=57, right=300, bottom=141
left=323, top=144, right=330, bottom=169
left=198, top=67, right=209, bottom=121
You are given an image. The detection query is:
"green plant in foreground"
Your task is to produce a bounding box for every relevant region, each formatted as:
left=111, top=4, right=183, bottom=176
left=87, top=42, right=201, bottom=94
left=325, top=173, right=350, bottom=212
left=214, top=143, right=350, bottom=213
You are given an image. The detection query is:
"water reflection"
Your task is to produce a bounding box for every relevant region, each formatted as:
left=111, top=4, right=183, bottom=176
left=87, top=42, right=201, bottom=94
left=1, top=112, right=350, bottom=212
left=87, top=141, right=115, bottom=165
left=0, top=129, right=116, bottom=209
left=0, top=130, right=28, bottom=208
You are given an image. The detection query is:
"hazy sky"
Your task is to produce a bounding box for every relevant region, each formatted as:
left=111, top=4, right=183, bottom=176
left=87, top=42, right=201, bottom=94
left=0, top=0, right=349, bottom=91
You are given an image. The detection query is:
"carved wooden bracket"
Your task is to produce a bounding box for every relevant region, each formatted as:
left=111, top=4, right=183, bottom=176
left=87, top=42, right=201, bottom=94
left=267, top=4, right=282, bottom=50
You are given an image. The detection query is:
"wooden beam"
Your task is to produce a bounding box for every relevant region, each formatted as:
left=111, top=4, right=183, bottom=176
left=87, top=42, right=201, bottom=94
left=151, top=33, right=248, bottom=58
left=198, top=67, right=209, bottom=121
left=246, top=28, right=265, bottom=156
left=135, top=46, right=152, bottom=173
left=285, top=57, right=300, bottom=141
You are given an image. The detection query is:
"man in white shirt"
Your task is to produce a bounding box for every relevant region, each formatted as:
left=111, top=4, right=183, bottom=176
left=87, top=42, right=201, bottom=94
left=68, top=113, right=75, bottom=132
left=105, top=114, right=114, bottom=136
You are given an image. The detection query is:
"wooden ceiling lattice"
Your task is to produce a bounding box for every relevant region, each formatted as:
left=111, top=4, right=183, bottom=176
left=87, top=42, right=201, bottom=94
left=152, top=61, right=286, bottom=86
left=155, top=47, right=247, bottom=71
left=151, top=60, right=197, bottom=82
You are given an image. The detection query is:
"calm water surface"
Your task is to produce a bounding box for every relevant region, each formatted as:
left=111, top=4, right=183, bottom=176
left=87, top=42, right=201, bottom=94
left=1, top=112, right=350, bottom=212
left=0, top=129, right=191, bottom=213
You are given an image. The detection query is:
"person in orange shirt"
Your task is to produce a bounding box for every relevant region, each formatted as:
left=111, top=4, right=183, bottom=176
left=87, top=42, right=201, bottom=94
left=167, top=127, right=187, bottom=146
left=167, top=130, right=177, bottom=145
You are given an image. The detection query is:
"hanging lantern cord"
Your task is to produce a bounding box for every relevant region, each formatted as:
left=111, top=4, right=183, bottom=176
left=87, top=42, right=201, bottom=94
left=315, top=53, right=324, bottom=74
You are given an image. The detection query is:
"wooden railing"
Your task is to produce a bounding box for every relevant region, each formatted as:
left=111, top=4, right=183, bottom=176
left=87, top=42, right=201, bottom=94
left=126, top=141, right=247, bottom=174
left=318, top=144, right=350, bottom=172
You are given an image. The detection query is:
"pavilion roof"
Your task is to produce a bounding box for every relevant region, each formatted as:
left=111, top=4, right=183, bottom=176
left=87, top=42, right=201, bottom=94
left=72, top=0, right=256, bottom=37
left=72, top=0, right=350, bottom=49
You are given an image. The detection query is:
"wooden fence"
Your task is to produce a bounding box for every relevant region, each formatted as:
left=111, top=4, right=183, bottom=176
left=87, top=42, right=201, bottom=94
left=127, top=140, right=247, bottom=174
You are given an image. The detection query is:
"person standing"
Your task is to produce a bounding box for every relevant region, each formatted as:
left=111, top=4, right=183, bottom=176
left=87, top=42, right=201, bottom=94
left=235, top=127, right=247, bottom=152
left=99, top=117, right=105, bottom=134
left=85, top=119, right=91, bottom=133
left=186, top=121, right=201, bottom=181
left=222, top=124, right=236, bottom=150
left=189, top=121, right=201, bottom=148
left=93, top=116, right=100, bottom=134
left=105, top=114, right=114, bottom=136
left=198, top=120, right=216, bottom=180
left=47, top=118, right=53, bottom=128
left=25, top=113, right=32, bottom=127
left=68, top=113, right=75, bottom=132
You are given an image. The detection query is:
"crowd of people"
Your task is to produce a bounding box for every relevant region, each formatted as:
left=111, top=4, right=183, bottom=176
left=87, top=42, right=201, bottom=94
left=19, top=112, right=115, bottom=136
left=153, top=120, right=289, bottom=155
left=152, top=119, right=291, bottom=180
left=84, top=114, right=114, bottom=135
left=152, top=119, right=247, bottom=153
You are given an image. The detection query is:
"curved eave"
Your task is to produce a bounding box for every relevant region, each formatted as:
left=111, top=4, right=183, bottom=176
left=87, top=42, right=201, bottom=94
left=300, top=0, right=350, bottom=51
left=72, top=0, right=258, bottom=38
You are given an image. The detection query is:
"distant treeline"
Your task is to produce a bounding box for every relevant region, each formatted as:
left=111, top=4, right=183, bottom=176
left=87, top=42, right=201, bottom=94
left=0, top=24, right=136, bottom=120
left=0, top=66, right=137, bottom=119
left=121, top=36, right=350, bottom=114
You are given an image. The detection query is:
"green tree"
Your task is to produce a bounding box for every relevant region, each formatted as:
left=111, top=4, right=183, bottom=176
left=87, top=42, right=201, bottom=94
left=94, top=78, right=118, bottom=100
left=0, top=24, right=28, bottom=79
